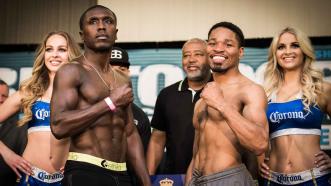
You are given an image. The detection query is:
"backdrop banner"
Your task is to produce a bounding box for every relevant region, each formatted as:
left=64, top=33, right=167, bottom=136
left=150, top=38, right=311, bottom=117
left=1, top=45, right=331, bottom=150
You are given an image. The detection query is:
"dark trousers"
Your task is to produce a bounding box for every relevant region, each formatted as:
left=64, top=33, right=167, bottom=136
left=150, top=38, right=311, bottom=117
left=62, top=160, right=132, bottom=186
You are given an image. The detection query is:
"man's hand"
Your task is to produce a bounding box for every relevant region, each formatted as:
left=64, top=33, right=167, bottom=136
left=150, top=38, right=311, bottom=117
left=110, top=84, right=133, bottom=107
left=201, top=82, right=225, bottom=110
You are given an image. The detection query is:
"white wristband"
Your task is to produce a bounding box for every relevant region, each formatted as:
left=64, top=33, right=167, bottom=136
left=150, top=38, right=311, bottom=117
left=104, top=97, right=116, bottom=111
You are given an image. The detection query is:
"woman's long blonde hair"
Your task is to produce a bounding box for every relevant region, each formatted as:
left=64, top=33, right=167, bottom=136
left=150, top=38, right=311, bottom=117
left=264, top=27, right=324, bottom=112
left=18, top=31, right=81, bottom=126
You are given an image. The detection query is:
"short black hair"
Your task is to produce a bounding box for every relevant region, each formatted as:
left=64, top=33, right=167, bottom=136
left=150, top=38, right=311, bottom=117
left=79, top=5, right=117, bottom=30
left=0, top=79, right=8, bottom=86
left=208, top=21, right=245, bottom=47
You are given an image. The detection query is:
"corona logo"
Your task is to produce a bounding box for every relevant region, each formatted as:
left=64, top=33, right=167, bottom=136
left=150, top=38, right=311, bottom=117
left=35, top=109, right=50, bottom=120
left=159, top=178, right=174, bottom=186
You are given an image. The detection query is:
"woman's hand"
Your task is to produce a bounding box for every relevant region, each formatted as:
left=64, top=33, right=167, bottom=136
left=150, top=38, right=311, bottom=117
left=260, top=157, right=270, bottom=179
left=315, top=151, right=331, bottom=171
left=1, top=145, right=33, bottom=177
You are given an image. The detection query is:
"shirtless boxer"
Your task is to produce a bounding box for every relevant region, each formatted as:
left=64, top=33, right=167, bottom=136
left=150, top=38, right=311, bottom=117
left=186, top=21, right=269, bottom=186
left=50, top=5, right=151, bottom=186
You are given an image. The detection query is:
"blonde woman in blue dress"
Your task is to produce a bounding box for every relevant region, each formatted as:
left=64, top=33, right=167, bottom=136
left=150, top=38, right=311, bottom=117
left=0, top=31, right=80, bottom=186
left=260, top=27, right=331, bottom=185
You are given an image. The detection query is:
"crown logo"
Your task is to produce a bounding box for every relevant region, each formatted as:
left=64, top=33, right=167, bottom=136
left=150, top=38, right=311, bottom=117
left=159, top=178, right=174, bottom=186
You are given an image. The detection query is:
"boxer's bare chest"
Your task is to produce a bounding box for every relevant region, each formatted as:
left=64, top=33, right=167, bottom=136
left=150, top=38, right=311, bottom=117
left=79, top=69, right=126, bottom=105
left=209, top=86, right=244, bottom=121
